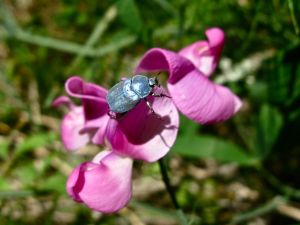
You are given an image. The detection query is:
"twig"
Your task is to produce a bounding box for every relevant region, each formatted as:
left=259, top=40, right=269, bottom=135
left=51, top=156, right=73, bottom=176
left=28, top=79, right=41, bottom=125
left=277, top=203, right=300, bottom=221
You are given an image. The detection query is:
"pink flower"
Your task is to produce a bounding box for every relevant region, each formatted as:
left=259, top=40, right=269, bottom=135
left=54, top=27, right=242, bottom=213
left=136, top=27, right=242, bottom=124
left=56, top=76, right=179, bottom=162
left=54, top=76, right=179, bottom=212
left=52, top=80, right=110, bottom=151
left=67, top=150, right=133, bottom=213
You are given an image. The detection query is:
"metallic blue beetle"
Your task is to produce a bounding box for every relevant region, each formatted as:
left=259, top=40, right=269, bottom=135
left=106, top=74, right=167, bottom=118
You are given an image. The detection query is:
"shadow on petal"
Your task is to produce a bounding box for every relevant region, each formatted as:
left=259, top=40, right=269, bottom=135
left=65, top=76, right=109, bottom=121
left=119, top=98, right=173, bottom=145
left=106, top=95, right=179, bottom=162
left=135, top=48, right=194, bottom=84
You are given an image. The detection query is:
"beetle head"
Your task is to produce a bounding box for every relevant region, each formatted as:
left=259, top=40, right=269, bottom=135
left=149, top=77, right=159, bottom=87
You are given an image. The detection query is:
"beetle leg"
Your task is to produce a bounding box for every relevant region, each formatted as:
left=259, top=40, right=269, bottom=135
left=107, top=111, right=117, bottom=119
left=151, top=92, right=171, bottom=98
left=144, top=99, right=162, bottom=119
left=144, top=99, right=155, bottom=113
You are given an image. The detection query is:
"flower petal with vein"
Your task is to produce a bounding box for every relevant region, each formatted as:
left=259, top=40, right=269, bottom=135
left=136, top=27, right=242, bottom=124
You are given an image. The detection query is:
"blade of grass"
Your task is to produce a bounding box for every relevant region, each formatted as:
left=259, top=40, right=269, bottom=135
left=153, top=0, right=178, bottom=16
left=13, top=29, right=95, bottom=55
left=67, top=5, right=118, bottom=73
left=9, top=29, right=136, bottom=56
left=288, top=0, right=300, bottom=36
left=1, top=3, right=135, bottom=56
left=130, top=200, right=179, bottom=221
left=93, top=35, right=137, bottom=56
left=232, top=196, right=287, bottom=224
left=0, top=2, right=20, bottom=34
left=0, top=190, right=34, bottom=199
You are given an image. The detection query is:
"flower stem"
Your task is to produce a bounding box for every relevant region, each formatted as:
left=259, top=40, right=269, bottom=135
left=158, top=158, right=188, bottom=225
left=232, top=196, right=287, bottom=224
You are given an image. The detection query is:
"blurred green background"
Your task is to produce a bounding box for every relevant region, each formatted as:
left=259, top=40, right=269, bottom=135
left=1, top=0, right=300, bottom=224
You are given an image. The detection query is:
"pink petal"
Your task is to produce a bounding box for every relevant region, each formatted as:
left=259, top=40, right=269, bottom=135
left=64, top=76, right=111, bottom=144
left=136, top=48, right=195, bottom=84
left=52, top=96, right=74, bottom=109
left=65, top=76, right=109, bottom=121
left=106, top=93, right=179, bottom=162
left=89, top=114, right=110, bottom=145
left=76, top=114, right=110, bottom=146
left=61, top=106, right=90, bottom=151
left=168, top=70, right=242, bottom=124
left=178, top=27, right=225, bottom=76
left=67, top=150, right=133, bottom=213
left=136, top=48, right=242, bottom=124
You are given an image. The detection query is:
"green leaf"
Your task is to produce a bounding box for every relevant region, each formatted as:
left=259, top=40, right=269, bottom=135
left=255, top=104, right=283, bottom=159
left=0, top=139, right=9, bottom=159
left=15, top=132, right=57, bottom=157
left=0, top=177, right=11, bottom=190
left=268, top=44, right=300, bottom=107
left=14, top=163, right=37, bottom=185
left=173, top=135, right=256, bottom=166
left=179, top=115, right=199, bottom=136
left=116, top=0, right=144, bottom=34
left=40, top=174, right=66, bottom=194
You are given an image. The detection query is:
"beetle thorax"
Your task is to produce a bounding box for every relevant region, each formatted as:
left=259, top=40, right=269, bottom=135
left=131, top=75, right=152, bottom=98
left=123, top=79, right=140, bottom=100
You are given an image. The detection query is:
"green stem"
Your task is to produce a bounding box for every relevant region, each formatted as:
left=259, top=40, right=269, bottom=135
left=13, top=29, right=136, bottom=57
left=258, top=166, right=300, bottom=199
left=158, top=158, right=188, bottom=225
left=232, top=196, right=287, bottom=224
left=288, top=0, right=300, bottom=36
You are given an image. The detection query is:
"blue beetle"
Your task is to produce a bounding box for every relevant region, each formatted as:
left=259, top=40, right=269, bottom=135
left=106, top=74, right=168, bottom=118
